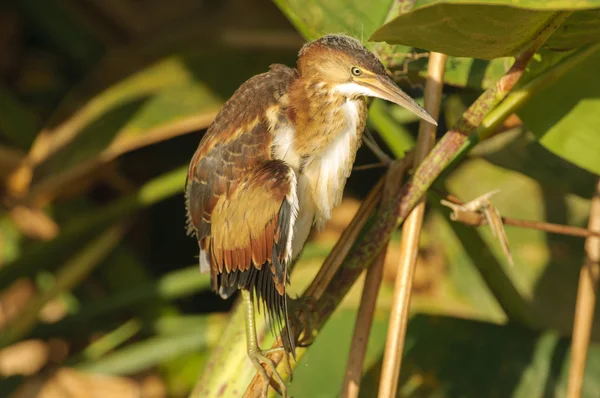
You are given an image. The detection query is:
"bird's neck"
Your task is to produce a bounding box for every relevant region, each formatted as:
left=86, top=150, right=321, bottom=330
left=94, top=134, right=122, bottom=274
left=288, top=77, right=357, bottom=156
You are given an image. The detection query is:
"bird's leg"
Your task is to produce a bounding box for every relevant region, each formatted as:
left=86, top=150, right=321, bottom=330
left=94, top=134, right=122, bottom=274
left=287, top=295, right=317, bottom=347
left=242, top=289, right=288, bottom=398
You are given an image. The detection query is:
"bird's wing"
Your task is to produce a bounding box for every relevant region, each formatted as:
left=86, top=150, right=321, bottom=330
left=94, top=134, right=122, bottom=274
left=185, top=64, right=299, bottom=287
left=210, top=159, right=298, bottom=296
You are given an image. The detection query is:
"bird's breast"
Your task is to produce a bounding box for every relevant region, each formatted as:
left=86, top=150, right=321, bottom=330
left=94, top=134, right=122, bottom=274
left=302, top=98, right=365, bottom=227
left=272, top=99, right=365, bottom=215
left=269, top=98, right=366, bottom=258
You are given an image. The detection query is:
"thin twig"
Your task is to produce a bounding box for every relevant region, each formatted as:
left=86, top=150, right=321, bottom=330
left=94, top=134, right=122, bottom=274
left=440, top=191, right=600, bottom=239
left=363, top=127, right=393, bottom=164
left=353, top=162, right=390, bottom=171
left=341, top=162, right=406, bottom=398
left=567, top=178, right=600, bottom=398
left=378, top=52, right=447, bottom=398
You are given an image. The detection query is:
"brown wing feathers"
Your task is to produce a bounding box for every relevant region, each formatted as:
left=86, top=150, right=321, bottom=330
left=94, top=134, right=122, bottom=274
left=209, top=160, right=295, bottom=290
left=185, top=64, right=299, bottom=354
left=200, top=159, right=298, bottom=355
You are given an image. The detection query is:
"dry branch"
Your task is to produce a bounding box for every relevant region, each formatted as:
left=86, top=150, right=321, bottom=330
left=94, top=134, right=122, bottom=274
left=567, top=178, right=600, bottom=398
left=378, top=51, right=447, bottom=398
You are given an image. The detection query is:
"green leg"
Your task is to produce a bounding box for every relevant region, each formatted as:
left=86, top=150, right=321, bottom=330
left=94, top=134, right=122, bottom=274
left=242, top=289, right=288, bottom=398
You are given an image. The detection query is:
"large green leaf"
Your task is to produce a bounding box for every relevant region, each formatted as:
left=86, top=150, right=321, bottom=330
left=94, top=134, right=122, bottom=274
left=370, top=1, right=600, bottom=59
left=273, top=0, right=598, bottom=91
left=518, top=45, right=600, bottom=175
left=272, top=0, right=415, bottom=73
left=289, top=308, right=390, bottom=397
left=273, top=0, right=394, bottom=45
left=477, top=131, right=599, bottom=198
left=361, top=315, right=600, bottom=397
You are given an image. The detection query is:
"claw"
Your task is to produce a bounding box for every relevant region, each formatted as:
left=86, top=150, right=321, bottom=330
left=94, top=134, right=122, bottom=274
left=242, top=289, right=291, bottom=397
left=249, top=346, right=288, bottom=398
left=287, top=295, right=317, bottom=348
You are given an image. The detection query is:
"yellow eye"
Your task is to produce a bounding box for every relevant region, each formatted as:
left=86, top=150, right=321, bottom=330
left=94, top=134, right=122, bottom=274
left=351, top=67, right=362, bottom=76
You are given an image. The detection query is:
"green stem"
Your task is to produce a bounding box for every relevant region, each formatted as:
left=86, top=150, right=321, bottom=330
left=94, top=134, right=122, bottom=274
left=76, top=317, right=225, bottom=375
left=78, top=319, right=142, bottom=361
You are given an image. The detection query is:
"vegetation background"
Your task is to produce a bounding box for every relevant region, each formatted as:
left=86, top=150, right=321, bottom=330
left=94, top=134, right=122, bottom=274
left=0, top=0, right=599, bottom=397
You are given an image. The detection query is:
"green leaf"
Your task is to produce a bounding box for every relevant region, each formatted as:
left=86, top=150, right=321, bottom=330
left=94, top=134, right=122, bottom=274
left=370, top=1, right=600, bottom=59
left=362, top=315, right=600, bottom=397
left=368, top=99, right=415, bottom=157
left=477, top=131, right=599, bottom=199
left=273, top=0, right=394, bottom=44
left=76, top=325, right=224, bottom=375
left=289, top=308, right=389, bottom=397
left=272, top=0, right=414, bottom=66
left=32, top=266, right=211, bottom=338
left=414, top=57, right=512, bottom=90
left=32, top=55, right=222, bottom=185
left=518, top=45, right=600, bottom=175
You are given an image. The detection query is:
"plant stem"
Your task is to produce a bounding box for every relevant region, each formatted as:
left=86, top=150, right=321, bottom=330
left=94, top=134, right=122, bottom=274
left=567, top=178, right=600, bottom=398
left=378, top=51, right=447, bottom=398
left=439, top=190, right=600, bottom=239
left=341, top=162, right=406, bottom=398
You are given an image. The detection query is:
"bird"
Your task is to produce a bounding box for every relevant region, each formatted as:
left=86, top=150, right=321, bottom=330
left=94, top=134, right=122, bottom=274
left=185, top=33, right=436, bottom=397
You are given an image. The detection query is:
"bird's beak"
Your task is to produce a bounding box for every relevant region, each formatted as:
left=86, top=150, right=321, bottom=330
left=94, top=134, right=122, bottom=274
left=360, top=75, right=438, bottom=126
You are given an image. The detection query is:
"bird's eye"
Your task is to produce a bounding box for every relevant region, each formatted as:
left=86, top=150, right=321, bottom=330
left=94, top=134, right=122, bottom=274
left=351, top=67, right=362, bottom=76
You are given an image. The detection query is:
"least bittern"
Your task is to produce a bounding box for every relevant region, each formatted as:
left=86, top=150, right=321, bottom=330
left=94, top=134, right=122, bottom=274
left=185, top=34, right=436, bottom=397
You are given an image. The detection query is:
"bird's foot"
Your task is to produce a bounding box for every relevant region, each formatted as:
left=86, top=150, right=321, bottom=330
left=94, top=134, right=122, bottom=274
left=288, top=295, right=317, bottom=348
left=249, top=346, right=289, bottom=398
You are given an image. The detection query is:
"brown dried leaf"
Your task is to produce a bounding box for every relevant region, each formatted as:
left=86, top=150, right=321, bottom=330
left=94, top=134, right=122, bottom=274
left=0, top=279, right=36, bottom=329
left=10, top=368, right=146, bottom=398
left=483, top=203, right=514, bottom=266
left=9, top=206, right=58, bottom=241
left=441, top=190, right=514, bottom=266
left=0, top=340, right=49, bottom=376
left=39, top=299, right=68, bottom=324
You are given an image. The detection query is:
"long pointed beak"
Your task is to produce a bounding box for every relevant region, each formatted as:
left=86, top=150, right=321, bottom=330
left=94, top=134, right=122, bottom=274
left=365, top=75, right=438, bottom=126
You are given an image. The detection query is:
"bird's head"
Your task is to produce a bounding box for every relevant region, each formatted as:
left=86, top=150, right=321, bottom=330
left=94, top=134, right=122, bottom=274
left=298, top=34, right=436, bottom=125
